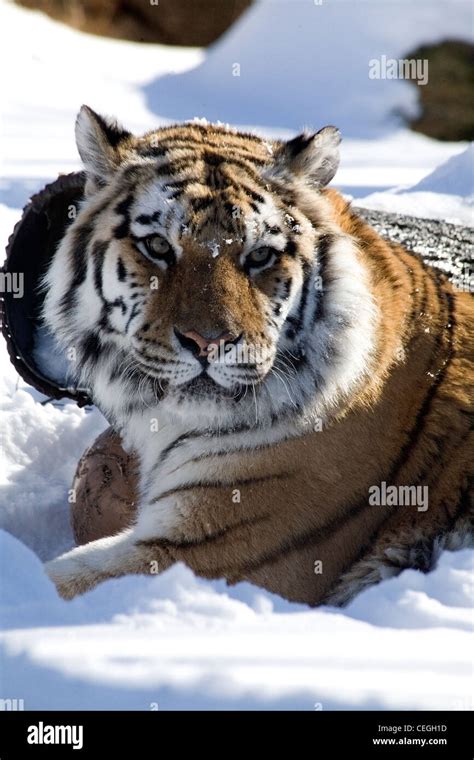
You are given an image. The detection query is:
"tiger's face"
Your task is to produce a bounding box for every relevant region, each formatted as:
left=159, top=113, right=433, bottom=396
left=106, top=141, right=322, bottom=402
left=45, top=107, right=374, bottom=426
left=123, top=195, right=315, bottom=400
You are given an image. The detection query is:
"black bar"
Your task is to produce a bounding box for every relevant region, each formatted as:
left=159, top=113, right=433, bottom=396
left=0, top=710, right=471, bottom=757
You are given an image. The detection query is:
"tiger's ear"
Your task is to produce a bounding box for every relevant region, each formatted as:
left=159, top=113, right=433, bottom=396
left=274, top=126, right=341, bottom=187
left=75, top=105, right=132, bottom=190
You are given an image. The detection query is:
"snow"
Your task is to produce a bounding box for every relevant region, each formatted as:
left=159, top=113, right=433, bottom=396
left=207, top=241, right=221, bottom=258
left=356, top=145, right=474, bottom=225
left=143, top=0, right=473, bottom=138
left=409, top=144, right=474, bottom=197
left=1, top=529, right=472, bottom=710
left=0, top=0, right=472, bottom=711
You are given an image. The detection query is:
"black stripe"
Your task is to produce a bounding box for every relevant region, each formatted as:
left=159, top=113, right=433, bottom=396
left=155, top=160, right=191, bottom=178
left=158, top=432, right=201, bottom=467
left=396, top=249, right=423, bottom=324
left=224, top=157, right=264, bottom=177
left=163, top=179, right=189, bottom=192
left=138, top=512, right=270, bottom=551
left=92, top=241, right=132, bottom=331
left=113, top=194, right=134, bottom=239
left=115, top=297, right=127, bottom=315
left=285, top=261, right=311, bottom=340
left=136, top=145, right=167, bottom=159
left=240, top=185, right=265, bottom=205
left=284, top=239, right=298, bottom=257
left=135, top=211, right=162, bottom=226
left=58, top=214, right=106, bottom=313
left=419, top=263, right=440, bottom=318
left=125, top=302, right=140, bottom=333
left=311, top=234, right=333, bottom=325
left=204, top=152, right=225, bottom=167
left=281, top=278, right=292, bottom=300
left=190, top=195, right=214, bottom=214
left=164, top=438, right=291, bottom=478
left=92, top=241, right=109, bottom=298
left=80, top=331, right=102, bottom=363
left=150, top=471, right=292, bottom=506
left=117, top=257, right=127, bottom=281
left=166, top=188, right=184, bottom=200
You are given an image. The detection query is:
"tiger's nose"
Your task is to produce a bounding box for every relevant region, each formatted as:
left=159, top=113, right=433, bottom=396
left=174, top=328, right=237, bottom=359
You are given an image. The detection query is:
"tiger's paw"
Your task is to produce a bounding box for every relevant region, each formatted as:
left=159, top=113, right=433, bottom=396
left=44, top=554, right=102, bottom=600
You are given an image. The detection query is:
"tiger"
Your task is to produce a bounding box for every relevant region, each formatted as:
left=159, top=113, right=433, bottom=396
left=42, top=105, right=473, bottom=603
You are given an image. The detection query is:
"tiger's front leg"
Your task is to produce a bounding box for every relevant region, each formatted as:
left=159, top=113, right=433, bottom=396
left=44, top=527, right=173, bottom=599
left=44, top=454, right=194, bottom=598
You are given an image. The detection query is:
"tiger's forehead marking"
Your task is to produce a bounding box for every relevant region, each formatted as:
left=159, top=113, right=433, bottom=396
left=100, top=122, right=317, bottom=271
left=130, top=176, right=293, bottom=254
left=126, top=126, right=299, bottom=252
left=134, top=122, right=272, bottom=168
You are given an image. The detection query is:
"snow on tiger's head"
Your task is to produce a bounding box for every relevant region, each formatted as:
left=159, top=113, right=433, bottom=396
left=43, top=106, right=374, bottom=424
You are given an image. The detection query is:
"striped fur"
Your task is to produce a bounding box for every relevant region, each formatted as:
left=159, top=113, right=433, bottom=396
left=43, top=107, right=473, bottom=603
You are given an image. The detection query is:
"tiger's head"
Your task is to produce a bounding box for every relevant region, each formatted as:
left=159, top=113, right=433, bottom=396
left=43, top=106, right=376, bottom=428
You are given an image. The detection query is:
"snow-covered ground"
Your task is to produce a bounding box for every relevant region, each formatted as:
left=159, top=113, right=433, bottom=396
left=0, top=0, right=472, bottom=710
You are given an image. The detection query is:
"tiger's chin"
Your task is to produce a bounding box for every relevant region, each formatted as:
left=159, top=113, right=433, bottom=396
left=159, top=370, right=271, bottom=428
left=176, top=373, right=242, bottom=400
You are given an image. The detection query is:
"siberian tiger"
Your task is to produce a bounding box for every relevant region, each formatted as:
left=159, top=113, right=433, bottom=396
left=43, top=106, right=473, bottom=603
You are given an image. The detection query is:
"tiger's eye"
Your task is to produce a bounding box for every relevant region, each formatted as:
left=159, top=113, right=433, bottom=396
left=246, top=246, right=276, bottom=270
left=146, top=235, right=170, bottom=257
left=137, top=234, right=175, bottom=267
